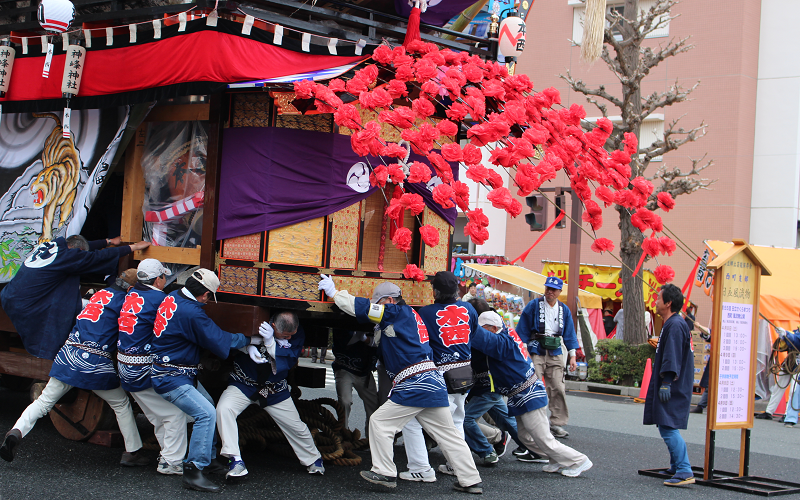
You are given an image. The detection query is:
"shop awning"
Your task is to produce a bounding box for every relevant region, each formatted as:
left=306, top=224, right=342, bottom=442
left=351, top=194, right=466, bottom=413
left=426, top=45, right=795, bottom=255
left=463, top=264, right=603, bottom=309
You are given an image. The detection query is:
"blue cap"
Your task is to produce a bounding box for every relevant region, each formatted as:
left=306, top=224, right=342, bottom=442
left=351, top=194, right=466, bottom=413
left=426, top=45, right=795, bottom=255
left=545, top=276, right=563, bottom=290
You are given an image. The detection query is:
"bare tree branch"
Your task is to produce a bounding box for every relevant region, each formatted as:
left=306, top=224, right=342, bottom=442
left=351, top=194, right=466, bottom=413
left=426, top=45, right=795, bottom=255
left=644, top=154, right=717, bottom=210
left=640, top=118, right=707, bottom=171
left=560, top=71, right=625, bottom=109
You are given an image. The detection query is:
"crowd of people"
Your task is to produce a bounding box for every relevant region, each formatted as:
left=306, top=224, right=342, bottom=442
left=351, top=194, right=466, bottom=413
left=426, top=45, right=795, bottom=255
left=0, top=234, right=734, bottom=492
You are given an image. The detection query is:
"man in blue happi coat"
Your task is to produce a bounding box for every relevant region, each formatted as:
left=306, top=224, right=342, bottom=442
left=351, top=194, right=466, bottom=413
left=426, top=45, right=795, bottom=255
left=149, top=268, right=263, bottom=493
left=516, top=276, right=580, bottom=438
left=643, top=283, right=695, bottom=486
left=471, top=311, right=592, bottom=477
left=0, top=269, right=149, bottom=466
left=216, top=311, right=324, bottom=479
left=331, top=328, right=379, bottom=439
left=117, top=258, right=188, bottom=476
left=318, top=275, right=483, bottom=494
left=401, top=271, right=478, bottom=481
left=0, top=235, right=150, bottom=360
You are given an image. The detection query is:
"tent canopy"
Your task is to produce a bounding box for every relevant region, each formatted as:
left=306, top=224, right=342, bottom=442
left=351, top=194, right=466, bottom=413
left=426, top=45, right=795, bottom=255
left=706, top=240, right=797, bottom=323
left=463, top=264, right=603, bottom=309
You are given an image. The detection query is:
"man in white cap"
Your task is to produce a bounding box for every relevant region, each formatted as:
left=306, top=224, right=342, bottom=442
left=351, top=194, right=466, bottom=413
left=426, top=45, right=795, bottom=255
left=515, top=276, right=579, bottom=438
left=116, top=258, right=189, bottom=476
left=150, top=268, right=265, bottom=493
left=318, top=275, right=483, bottom=494
left=472, top=311, right=592, bottom=477
left=0, top=269, right=149, bottom=466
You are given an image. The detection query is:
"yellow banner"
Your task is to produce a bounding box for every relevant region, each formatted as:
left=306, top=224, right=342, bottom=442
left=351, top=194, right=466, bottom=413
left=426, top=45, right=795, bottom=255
left=541, top=262, right=661, bottom=311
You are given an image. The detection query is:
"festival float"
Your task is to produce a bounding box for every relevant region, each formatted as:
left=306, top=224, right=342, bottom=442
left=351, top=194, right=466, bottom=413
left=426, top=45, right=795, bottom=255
left=0, top=0, right=685, bottom=452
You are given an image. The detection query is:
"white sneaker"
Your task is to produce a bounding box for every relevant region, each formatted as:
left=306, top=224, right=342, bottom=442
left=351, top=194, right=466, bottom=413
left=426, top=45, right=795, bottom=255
left=438, top=464, right=456, bottom=476
left=399, top=468, right=436, bottom=482
left=542, top=463, right=565, bottom=473
left=157, top=456, right=183, bottom=475
left=561, top=458, right=593, bottom=477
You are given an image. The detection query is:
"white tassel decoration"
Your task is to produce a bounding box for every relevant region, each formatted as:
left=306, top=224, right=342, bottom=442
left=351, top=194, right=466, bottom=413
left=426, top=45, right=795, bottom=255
left=581, top=0, right=606, bottom=63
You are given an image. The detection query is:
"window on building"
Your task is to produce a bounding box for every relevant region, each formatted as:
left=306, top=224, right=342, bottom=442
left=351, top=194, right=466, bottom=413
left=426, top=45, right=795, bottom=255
left=571, top=0, right=669, bottom=45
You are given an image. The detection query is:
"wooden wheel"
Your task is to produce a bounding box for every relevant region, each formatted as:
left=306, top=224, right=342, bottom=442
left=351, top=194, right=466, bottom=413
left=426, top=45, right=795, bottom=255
left=49, top=389, right=110, bottom=441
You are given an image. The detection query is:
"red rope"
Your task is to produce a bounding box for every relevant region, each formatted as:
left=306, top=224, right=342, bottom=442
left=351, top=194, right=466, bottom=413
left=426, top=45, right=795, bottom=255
left=510, top=211, right=565, bottom=264
left=403, top=6, right=421, bottom=46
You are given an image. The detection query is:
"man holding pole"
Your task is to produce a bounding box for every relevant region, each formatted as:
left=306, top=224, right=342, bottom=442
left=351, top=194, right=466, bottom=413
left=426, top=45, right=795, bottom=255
left=643, top=284, right=695, bottom=486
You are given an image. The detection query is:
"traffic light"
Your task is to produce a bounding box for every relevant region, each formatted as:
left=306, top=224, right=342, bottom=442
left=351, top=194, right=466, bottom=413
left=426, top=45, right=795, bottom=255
left=554, top=193, right=567, bottom=229
left=525, top=194, right=547, bottom=231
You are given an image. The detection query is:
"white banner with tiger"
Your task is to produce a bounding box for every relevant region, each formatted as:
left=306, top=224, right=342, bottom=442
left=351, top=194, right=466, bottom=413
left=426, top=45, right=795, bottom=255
left=0, top=107, right=130, bottom=281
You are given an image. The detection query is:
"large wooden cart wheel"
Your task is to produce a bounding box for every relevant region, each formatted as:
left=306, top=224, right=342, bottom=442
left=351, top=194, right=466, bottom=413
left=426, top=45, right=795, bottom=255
left=49, top=389, right=111, bottom=441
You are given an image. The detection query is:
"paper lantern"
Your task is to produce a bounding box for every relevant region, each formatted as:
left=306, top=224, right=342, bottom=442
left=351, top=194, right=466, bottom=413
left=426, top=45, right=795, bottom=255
left=37, top=0, right=75, bottom=34
left=498, top=15, right=526, bottom=59
left=61, top=44, right=85, bottom=96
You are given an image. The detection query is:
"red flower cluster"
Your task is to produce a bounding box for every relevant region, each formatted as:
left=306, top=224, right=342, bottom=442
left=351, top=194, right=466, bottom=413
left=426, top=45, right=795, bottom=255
left=654, top=265, right=675, bottom=284
left=591, top=237, right=615, bottom=254
left=403, top=264, right=426, bottom=282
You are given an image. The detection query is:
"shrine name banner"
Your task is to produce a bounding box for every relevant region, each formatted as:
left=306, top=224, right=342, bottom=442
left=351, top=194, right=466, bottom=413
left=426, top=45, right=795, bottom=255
left=710, top=251, right=759, bottom=429
left=541, top=261, right=661, bottom=310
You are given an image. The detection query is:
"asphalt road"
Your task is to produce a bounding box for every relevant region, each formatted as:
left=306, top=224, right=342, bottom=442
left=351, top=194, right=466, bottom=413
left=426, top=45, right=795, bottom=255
left=1, top=363, right=799, bottom=500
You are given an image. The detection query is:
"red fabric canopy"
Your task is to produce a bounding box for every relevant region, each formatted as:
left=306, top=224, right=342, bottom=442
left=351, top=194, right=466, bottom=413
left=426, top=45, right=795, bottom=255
left=1, top=30, right=367, bottom=103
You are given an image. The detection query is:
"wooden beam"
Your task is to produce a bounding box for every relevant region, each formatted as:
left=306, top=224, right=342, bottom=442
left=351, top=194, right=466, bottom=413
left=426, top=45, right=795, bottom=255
left=145, top=104, right=210, bottom=123
left=134, top=246, right=201, bottom=266
left=0, top=350, right=52, bottom=379
left=120, top=124, right=146, bottom=243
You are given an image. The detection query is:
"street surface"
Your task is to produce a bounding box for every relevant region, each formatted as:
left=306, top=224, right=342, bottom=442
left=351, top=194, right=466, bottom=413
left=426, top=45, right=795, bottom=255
left=1, top=359, right=798, bottom=500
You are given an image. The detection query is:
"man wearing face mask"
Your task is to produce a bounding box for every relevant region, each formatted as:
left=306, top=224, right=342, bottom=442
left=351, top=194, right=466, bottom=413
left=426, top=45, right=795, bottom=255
left=216, top=310, right=324, bottom=479
left=515, top=276, right=579, bottom=439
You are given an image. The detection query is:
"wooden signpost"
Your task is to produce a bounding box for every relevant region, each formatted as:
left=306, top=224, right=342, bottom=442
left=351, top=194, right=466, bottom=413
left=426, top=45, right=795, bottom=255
left=703, top=239, right=769, bottom=480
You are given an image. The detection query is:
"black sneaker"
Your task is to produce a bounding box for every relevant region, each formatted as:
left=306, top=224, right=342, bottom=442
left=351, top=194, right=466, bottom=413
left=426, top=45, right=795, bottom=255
left=360, top=470, right=397, bottom=488
left=754, top=412, right=773, bottom=420
left=453, top=481, right=483, bottom=494
left=492, top=431, right=510, bottom=458
left=517, top=450, right=548, bottom=463
left=511, top=446, right=527, bottom=457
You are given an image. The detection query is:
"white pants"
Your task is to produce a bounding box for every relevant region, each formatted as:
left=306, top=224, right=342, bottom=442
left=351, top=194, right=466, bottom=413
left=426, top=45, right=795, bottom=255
left=131, top=387, right=188, bottom=465
left=766, top=373, right=792, bottom=414
left=370, top=400, right=481, bottom=487
left=216, top=385, right=321, bottom=466
left=515, top=406, right=587, bottom=467
left=334, top=369, right=379, bottom=436
left=13, top=377, right=142, bottom=452
left=402, top=392, right=467, bottom=472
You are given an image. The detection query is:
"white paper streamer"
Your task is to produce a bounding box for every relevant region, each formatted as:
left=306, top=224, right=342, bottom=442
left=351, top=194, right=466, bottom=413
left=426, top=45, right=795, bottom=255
left=129, top=24, right=137, bottom=43
left=106, top=27, right=113, bottom=46
left=301, top=32, right=310, bottom=52
left=62, top=107, right=71, bottom=139
left=61, top=33, right=69, bottom=50
left=84, top=29, right=92, bottom=48
left=153, top=20, right=162, bottom=39
left=178, top=12, right=187, bottom=32
left=327, top=37, right=338, bottom=55
left=22, top=37, right=28, bottom=55
left=206, top=10, right=218, bottom=27
left=273, top=25, right=283, bottom=45
left=242, top=15, right=254, bottom=35
left=355, top=39, right=366, bottom=56
left=40, top=36, right=47, bottom=52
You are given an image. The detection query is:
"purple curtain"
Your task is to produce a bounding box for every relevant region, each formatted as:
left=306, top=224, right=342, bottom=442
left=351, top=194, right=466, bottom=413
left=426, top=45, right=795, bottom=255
left=394, top=0, right=479, bottom=27
left=217, top=127, right=456, bottom=241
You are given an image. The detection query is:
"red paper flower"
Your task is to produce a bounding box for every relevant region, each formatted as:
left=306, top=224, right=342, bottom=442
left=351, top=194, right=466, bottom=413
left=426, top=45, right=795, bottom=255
left=427, top=152, right=453, bottom=184
left=381, top=143, right=408, bottom=159
left=466, top=164, right=489, bottom=184
left=432, top=183, right=455, bottom=209
left=463, top=63, right=484, bottom=83
left=446, top=102, right=470, bottom=122
left=581, top=200, right=603, bottom=230
left=657, top=192, right=675, bottom=212
left=437, top=120, right=458, bottom=138
left=372, top=45, right=393, bottom=65
left=468, top=208, right=489, bottom=227
left=453, top=181, right=470, bottom=211
left=395, top=64, right=415, bottom=81
left=412, top=97, right=435, bottom=119
left=486, top=170, right=504, bottom=190
left=386, top=79, right=409, bottom=99
left=392, top=227, right=412, bottom=252
left=369, top=165, right=388, bottom=188
left=462, top=143, right=482, bottom=165
left=293, top=79, right=316, bottom=99
left=465, top=221, right=489, bottom=245
left=659, top=236, right=677, bottom=256
left=421, top=80, right=440, bottom=97
left=379, top=107, right=416, bottom=129
left=419, top=224, right=440, bottom=247
left=407, top=162, right=432, bottom=184
left=595, top=185, right=615, bottom=207
left=400, top=193, right=425, bottom=215
left=591, top=238, right=615, bottom=253
left=630, top=208, right=663, bottom=233
left=441, top=143, right=463, bottom=163
left=623, top=132, right=638, bottom=156
left=334, top=103, right=362, bottom=130
left=328, top=79, right=346, bottom=92
left=642, top=236, right=662, bottom=257
left=654, top=265, right=675, bottom=284
left=631, top=176, right=654, bottom=198
left=386, top=163, right=406, bottom=184
left=414, top=59, right=438, bottom=81
left=386, top=198, right=404, bottom=219
left=482, top=79, right=506, bottom=100
left=487, top=187, right=514, bottom=211
left=403, top=264, right=426, bottom=282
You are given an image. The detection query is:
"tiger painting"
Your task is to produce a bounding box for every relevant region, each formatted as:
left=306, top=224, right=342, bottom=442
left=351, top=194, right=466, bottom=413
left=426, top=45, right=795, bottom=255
left=29, top=113, right=82, bottom=243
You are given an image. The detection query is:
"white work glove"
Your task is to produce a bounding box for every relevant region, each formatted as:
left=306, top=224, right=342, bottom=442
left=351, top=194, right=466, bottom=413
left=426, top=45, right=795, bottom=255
left=259, top=321, right=274, bottom=342
left=248, top=345, right=268, bottom=364
left=777, top=327, right=787, bottom=338
left=318, top=274, right=338, bottom=298
left=249, top=335, right=264, bottom=345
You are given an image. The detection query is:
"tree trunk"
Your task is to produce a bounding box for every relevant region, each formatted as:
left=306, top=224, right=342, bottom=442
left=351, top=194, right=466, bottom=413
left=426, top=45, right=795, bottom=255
left=619, top=208, right=647, bottom=345
left=618, top=0, right=648, bottom=345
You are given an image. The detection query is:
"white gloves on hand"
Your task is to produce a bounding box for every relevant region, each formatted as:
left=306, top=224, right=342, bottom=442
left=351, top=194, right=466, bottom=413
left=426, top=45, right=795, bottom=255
left=777, top=327, right=787, bottom=337
left=318, top=274, right=338, bottom=298
left=249, top=335, right=264, bottom=345
left=248, top=345, right=268, bottom=364
left=259, top=321, right=274, bottom=342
